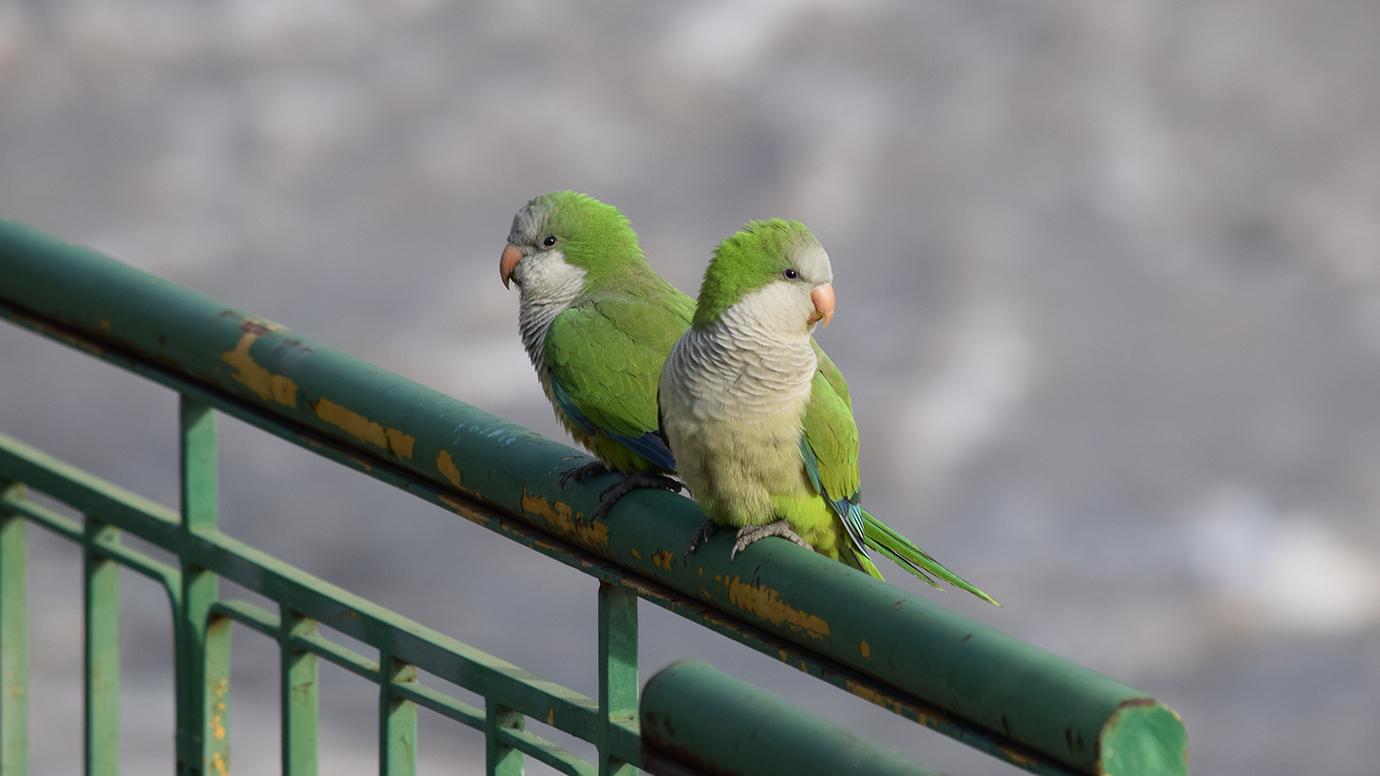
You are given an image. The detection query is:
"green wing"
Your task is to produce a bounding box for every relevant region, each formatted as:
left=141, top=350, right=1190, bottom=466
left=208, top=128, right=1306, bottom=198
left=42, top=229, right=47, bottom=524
left=801, top=348, right=999, bottom=604
left=811, top=339, right=852, bottom=410
left=801, top=370, right=861, bottom=507
left=543, top=284, right=693, bottom=470
left=800, top=365, right=869, bottom=564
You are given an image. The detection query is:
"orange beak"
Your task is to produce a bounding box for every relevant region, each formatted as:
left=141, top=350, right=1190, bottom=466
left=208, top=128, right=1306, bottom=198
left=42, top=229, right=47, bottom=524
left=808, top=283, right=836, bottom=327
left=499, top=244, right=523, bottom=289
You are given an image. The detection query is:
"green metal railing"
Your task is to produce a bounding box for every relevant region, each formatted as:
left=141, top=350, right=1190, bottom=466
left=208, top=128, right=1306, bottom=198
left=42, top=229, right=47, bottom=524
left=0, top=220, right=1188, bottom=775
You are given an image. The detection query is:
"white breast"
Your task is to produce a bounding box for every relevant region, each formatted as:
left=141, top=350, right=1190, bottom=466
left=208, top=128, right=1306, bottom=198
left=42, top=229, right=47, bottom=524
left=515, top=250, right=586, bottom=367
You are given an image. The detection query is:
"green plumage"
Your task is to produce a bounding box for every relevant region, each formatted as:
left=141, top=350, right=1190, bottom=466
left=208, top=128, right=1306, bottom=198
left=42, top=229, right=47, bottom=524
left=509, top=192, right=692, bottom=474
left=693, top=219, right=818, bottom=329
left=544, top=286, right=693, bottom=471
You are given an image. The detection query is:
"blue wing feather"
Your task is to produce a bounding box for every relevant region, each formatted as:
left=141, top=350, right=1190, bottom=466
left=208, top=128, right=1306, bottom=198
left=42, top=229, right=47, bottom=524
left=800, top=436, right=868, bottom=557
left=552, top=376, right=677, bottom=471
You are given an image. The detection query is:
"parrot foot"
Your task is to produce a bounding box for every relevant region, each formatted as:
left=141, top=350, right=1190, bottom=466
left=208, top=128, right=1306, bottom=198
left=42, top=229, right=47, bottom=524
left=731, top=520, right=808, bottom=561
left=586, top=471, right=684, bottom=523
left=559, top=461, right=614, bottom=488
left=685, top=519, right=718, bottom=555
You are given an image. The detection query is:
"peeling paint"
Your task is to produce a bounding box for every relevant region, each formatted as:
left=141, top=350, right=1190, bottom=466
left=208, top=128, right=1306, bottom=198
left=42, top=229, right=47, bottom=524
left=630, top=547, right=642, bottom=560
left=211, top=677, right=229, bottom=741
left=995, top=744, right=1041, bottom=770
left=211, top=751, right=228, bottom=776
left=845, top=679, right=907, bottom=716
left=312, top=398, right=415, bottom=459
left=651, top=549, right=673, bottom=570
left=860, top=640, right=871, bottom=658
left=220, top=327, right=298, bottom=407
left=520, top=489, right=609, bottom=547
left=436, top=450, right=463, bottom=487
left=726, top=576, right=830, bottom=639
left=546, top=706, right=555, bottom=725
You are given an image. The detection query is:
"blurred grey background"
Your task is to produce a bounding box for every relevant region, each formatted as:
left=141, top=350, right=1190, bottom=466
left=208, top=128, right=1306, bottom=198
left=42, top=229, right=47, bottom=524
left=3, top=1, right=1379, bottom=774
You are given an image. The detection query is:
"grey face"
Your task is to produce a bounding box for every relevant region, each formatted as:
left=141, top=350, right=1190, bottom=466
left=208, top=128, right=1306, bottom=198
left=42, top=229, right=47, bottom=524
left=505, top=199, right=568, bottom=292
left=503, top=198, right=584, bottom=304
left=787, top=240, right=834, bottom=287
left=507, top=199, right=552, bottom=251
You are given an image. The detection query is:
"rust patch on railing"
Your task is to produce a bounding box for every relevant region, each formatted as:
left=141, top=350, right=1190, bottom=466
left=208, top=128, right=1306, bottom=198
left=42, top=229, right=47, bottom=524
left=726, top=576, right=830, bottom=640
left=651, top=549, right=673, bottom=570
left=845, top=679, right=907, bottom=716
left=312, top=398, right=415, bottom=459
left=520, top=488, right=609, bottom=548
left=860, top=640, right=871, bottom=658
left=219, top=320, right=299, bottom=408
left=436, top=450, right=463, bottom=487
left=211, top=676, right=229, bottom=741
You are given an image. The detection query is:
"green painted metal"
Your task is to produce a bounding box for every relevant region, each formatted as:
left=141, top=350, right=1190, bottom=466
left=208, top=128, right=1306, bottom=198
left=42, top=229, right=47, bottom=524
left=380, top=658, right=418, bottom=775
left=202, top=614, right=233, bottom=776
left=84, top=520, right=122, bottom=776
left=0, top=480, right=26, bottom=776
left=641, top=661, right=941, bottom=776
left=0, top=219, right=1190, bottom=775
left=484, top=703, right=524, bottom=776
left=0, top=434, right=619, bottom=774
left=281, top=612, right=319, bottom=775
left=175, top=396, right=227, bottom=776
left=598, top=583, right=639, bottom=776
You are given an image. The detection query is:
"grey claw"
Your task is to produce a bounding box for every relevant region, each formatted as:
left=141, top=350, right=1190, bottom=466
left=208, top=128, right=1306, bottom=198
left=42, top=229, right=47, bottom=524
left=730, top=520, right=808, bottom=561
left=686, top=519, right=718, bottom=555
left=559, top=461, right=612, bottom=488
left=589, top=471, right=685, bottom=522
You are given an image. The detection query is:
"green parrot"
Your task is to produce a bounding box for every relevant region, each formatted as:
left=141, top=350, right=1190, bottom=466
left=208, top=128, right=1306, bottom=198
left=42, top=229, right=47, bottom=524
left=500, top=191, right=690, bottom=518
left=659, top=219, right=998, bottom=605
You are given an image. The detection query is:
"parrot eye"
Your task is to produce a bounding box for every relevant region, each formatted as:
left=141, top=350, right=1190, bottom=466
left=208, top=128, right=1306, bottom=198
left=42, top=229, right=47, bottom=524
left=783, top=268, right=799, bottom=280
left=542, top=235, right=558, bottom=247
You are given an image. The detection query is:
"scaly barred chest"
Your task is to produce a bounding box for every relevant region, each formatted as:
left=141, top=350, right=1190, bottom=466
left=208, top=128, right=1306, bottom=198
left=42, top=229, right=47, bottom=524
left=660, top=303, right=818, bottom=527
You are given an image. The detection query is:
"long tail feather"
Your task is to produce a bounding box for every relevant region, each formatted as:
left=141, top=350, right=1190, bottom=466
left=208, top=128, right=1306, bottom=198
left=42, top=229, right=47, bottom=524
left=861, top=509, right=1000, bottom=606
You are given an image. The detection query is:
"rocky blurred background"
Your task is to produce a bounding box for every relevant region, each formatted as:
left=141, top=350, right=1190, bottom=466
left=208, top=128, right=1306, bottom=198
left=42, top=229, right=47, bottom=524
left=3, top=2, right=1379, bottom=773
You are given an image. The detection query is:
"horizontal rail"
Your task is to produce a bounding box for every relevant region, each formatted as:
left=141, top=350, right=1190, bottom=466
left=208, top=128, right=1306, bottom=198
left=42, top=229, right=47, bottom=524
left=3, top=490, right=180, bottom=601
left=0, top=219, right=1186, bottom=774
left=641, top=661, right=938, bottom=776
left=206, top=597, right=591, bottom=775
left=0, top=432, right=638, bottom=763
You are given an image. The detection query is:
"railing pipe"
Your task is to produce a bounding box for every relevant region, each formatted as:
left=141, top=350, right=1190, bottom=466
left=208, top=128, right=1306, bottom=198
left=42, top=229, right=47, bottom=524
left=641, top=661, right=939, bottom=776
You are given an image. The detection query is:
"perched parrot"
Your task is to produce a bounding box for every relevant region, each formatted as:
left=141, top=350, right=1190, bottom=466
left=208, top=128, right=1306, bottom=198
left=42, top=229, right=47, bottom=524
left=659, top=219, right=998, bottom=604
left=500, top=191, right=690, bottom=518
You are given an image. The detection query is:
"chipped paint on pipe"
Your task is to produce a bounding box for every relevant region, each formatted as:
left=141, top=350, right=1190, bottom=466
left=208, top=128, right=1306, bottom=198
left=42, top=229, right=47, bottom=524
left=0, top=219, right=1187, bottom=776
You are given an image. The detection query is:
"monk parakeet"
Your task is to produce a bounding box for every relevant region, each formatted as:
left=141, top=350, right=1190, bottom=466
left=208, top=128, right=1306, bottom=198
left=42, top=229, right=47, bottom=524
left=500, top=191, right=689, bottom=518
left=659, top=219, right=998, bottom=604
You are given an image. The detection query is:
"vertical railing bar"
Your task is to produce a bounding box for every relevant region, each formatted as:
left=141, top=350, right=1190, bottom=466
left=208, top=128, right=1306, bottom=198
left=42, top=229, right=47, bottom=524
left=597, top=582, right=638, bottom=776
left=281, top=610, right=319, bottom=776
left=1, top=480, right=28, bottom=776
left=203, top=615, right=232, bottom=776
left=484, top=700, right=524, bottom=776
left=379, top=654, right=418, bottom=776
left=174, top=395, right=226, bottom=776
left=84, top=518, right=121, bottom=776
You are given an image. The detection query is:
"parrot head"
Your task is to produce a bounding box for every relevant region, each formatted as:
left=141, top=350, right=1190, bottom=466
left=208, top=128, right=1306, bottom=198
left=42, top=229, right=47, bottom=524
left=500, top=191, right=644, bottom=298
left=692, top=219, right=836, bottom=335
